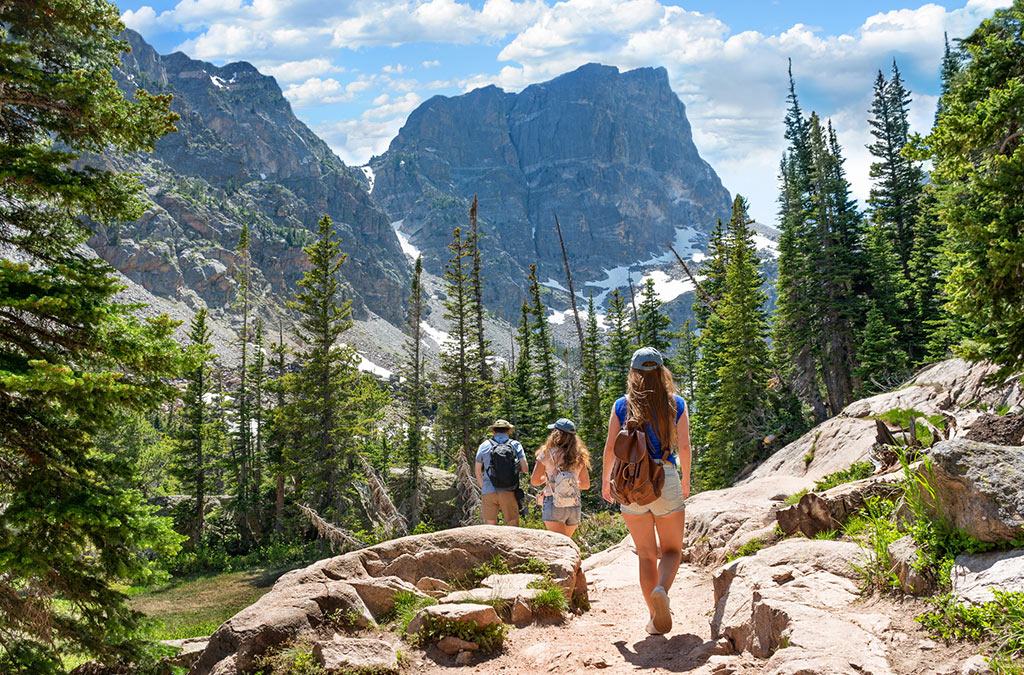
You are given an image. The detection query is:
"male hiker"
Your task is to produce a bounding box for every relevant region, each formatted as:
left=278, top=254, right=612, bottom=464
left=474, top=419, right=528, bottom=526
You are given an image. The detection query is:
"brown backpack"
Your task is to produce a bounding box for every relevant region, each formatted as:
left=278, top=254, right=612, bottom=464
left=609, top=417, right=666, bottom=506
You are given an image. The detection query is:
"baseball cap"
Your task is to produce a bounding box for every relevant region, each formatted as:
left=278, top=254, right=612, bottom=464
left=630, top=346, right=664, bottom=371
left=547, top=418, right=577, bottom=433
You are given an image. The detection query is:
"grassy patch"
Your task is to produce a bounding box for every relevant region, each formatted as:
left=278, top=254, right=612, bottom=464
left=527, top=576, right=568, bottom=616
left=783, top=489, right=808, bottom=506
left=848, top=496, right=902, bottom=592
left=254, top=639, right=325, bottom=675
left=573, top=512, right=629, bottom=558
left=515, top=557, right=549, bottom=575
left=130, top=568, right=283, bottom=640
left=463, top=555, right=511, bottom=587
left=727, top=538, right=765, bottom=562
left=385, top=591, right=436, bottom=634
left=918, top=591, right=1024, bottom=674
left=813, top=462, right=874, bottom=492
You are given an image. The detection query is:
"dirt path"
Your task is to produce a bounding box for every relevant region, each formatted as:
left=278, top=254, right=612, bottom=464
left=412, top=542, right=755, bottom=674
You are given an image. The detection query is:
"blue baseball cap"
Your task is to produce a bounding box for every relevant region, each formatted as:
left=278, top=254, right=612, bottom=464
left=630, top=347, right=664, bottom=371
left=547, top=418, right=577, bottom=433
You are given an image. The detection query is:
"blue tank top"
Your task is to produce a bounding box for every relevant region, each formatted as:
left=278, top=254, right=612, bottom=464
left=614, top=394, right=687, bottom=466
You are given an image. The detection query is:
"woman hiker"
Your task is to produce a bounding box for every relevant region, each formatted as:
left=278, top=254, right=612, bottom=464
left=601, top=347, right=692, bottom=635
left=530, top=418, right=591, bottom=537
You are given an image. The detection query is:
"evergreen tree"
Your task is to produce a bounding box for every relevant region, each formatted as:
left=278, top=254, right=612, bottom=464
left=916, top=1, right=1024, bottom=377
left=637, top=277, right=673, bottom=353
left=602, top=289, right=634, bottom=408
left=855, top=302, right=908, bottom=396
left=703, top=196, right=772, bottom=488
left=510, top=303, right=545, bottom=450
left=231, top=224, right=255, bottom=544
left=467, top=196, right=492, bottom=383
left=436, top=226, right=483, bottom=465
left=675, top=319, right=698, bottom=404
left=286, top=215, right=361, bottom=518
left=0, top=3, right=186, bottom=669
left=580, top=293, right=605, bottom=457
left=249, top=317, right=265, bottom=524
left=173, top=309, right=215, bottom=544
left=266, top=322, right=290, bottom=536
left=692, top=220, right=729, bottom=454
left=866, top=62, right=925, bottom=276
left=402, top=256, right=427, bottom=522
left=527, top=264, right=560, bottom=421
left=935, top=32, right=964, bottom=123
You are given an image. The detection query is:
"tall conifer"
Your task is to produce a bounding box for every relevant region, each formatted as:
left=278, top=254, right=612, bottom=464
left=602, top=289, right=634, bottom=408
left=527, top=265, right=560, bottom=422
left=637, top=278, right=673, bottom=353
left=403, top=257, right=427, bottom=521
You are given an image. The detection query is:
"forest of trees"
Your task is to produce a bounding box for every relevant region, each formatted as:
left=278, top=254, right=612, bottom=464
left=3, top=0, right=1024, bottom=671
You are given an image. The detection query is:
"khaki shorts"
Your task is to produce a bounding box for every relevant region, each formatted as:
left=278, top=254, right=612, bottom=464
left=620, top=461, right=686, bottom=518
left=481, top=490, right=519, bottom=525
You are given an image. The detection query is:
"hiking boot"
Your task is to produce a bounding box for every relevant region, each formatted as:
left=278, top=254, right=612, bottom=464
left=650, top=585, right=671, bottom=634
left=645, top=618, right=663, bottom=635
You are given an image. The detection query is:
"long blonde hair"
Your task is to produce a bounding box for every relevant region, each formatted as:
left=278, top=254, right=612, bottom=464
left=626, top=365, right=678, bottom=451
left=537, top=430, right=591, bottom=472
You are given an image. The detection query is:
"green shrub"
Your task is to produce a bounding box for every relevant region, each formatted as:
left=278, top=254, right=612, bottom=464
left=254, top=639, right=325, bottom=675
left=411, top=616, right=508, bottom=652
left=918, top=591, right=1024, bottom=674
left=573, top=512, right=629, bottom=558
left=464, top=555, right=511, bottom=587
left=813, top=462, right=874, bottom=492
left=515, top=557, right=550, bottom=575
left=727, top=538, right=765, bottom=562
left=848, top=496, right=902, bottom=592
left=783, top=489, right=808, bottom=506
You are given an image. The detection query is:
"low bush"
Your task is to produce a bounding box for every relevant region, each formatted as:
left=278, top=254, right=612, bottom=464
left=918, top=591, right=1024, bottom=674
left=385, top=591, right=436, bottom=634
left=410, top=616, right=508, bottom=652
left=727, top=538, right=765, bottom=562
left=254, top=639, right=324, bottom=675
left=813, top=462, right=874, bottom=492
left=527, top=576, right=568, bottom=616
left=573, top=512, right=629, bottom=558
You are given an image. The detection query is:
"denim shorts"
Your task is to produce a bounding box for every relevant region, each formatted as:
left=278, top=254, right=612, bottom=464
left=542, top=496, right=581, bottom=526
left=620, top=460, right=686, bottom=518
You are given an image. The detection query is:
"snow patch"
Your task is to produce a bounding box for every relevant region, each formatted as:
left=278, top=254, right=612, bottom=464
left=260, top=172, right=267, bottom=180
left=210, top=75, right=228, bottom=89
left=360, top=165, right=375, bottom=194
left=541, top=278, right=568, bottom=293
left=392, top=220, right=421, bottom=261
left=420, top=321, right=449, bottom=347
left=636, top=269, right=694, bottom=304
left=356, top=353, right=394, bottom=379
left=548, top=307, right=607, bottom=329
left=753, top=233, right=779, bottom=258
left=583, top=226, right=701, bottom=305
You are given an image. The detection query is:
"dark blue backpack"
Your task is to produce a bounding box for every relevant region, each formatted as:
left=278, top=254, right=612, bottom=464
left=487, top=439, right=519, bottom=489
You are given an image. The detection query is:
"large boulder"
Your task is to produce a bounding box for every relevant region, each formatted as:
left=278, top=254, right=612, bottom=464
left=776, top=472, right=904, bottom=537
left=952, top=549, right=1024, bottom=604
left=710, top=539, right=892, bottom=674
left=927, top=440, right=1024, bottom=543
left=189, top=526, right=582, bottom=674
left=312, top=636, right=398, bottom=674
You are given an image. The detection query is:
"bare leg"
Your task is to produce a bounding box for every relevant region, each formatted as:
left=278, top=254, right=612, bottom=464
left=653, top=510, right=686, bottom=591
left=623, top=511, right=658, bottom=617
left=544, top=521, right=578, bottom=538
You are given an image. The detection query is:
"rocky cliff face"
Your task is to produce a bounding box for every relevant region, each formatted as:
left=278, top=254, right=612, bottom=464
left=369, top=63, right=732, bottom=317
left=92, top=30, right=408, bottom=324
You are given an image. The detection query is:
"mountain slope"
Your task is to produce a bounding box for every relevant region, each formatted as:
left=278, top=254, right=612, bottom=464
left=90, top=30, right=409, bottom=326
left=368, top=63, right=733, bottom=318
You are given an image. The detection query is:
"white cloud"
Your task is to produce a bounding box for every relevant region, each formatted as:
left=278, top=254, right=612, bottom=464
left=283, top=77, right=351, bottom=107
left=422, top=59, right=441, bottom=68
left=364, top=92, right=423, bottom=119
left=259, top=58, right=343, bottom=83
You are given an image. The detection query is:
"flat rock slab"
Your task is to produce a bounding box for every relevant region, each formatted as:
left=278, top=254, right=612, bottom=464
left=423, top=602, right=502, bottom=627
left=441, top=586, right=542, bottom=605
left=480, top=572, right=543, bottom=590
left=314, top=636, right=398, bottom=673
left=160, top=636, right=209, bottom=668
left=952, top=549, right=1024, bottom=604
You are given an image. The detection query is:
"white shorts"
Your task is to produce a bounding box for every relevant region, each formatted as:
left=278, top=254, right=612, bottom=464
left=620, top=461, right=686, bottom=518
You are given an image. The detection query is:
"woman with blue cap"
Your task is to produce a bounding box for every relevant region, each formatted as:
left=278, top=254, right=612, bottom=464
left=530, top=417, right=591, bottom=537
left=601, top=346, right=691, bottom=635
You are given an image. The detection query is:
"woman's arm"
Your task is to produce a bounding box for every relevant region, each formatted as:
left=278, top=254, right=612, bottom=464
left=676, top=407, right=692, bottom=500
left=530, top=451, right=547, bottom=487
left=577, top=462, right=591, bottom=491
left=601, top=406, right=620, bottom=502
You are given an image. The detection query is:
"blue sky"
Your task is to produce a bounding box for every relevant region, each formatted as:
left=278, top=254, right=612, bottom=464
left=119, top=0, right=1011, bottom=225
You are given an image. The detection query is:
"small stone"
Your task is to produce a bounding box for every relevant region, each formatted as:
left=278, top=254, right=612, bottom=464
left=583, top=656, right=610, bottom=668
left=710, top=638, right=734, bottom=656
left=406, top=610, right=427, bottom=635
left=962, top=654, right=992, bottom=675
left=416, top=576, right=452, bottom=596
left=455, top=650, right=473, bottom=666
left=919, top=639, right=939, bottom=650
left=437, top=636, right=478, bottom=655
left=511, top=598, right=533, bottom=624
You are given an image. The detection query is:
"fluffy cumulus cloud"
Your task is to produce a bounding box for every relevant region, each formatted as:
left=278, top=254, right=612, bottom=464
left=121, top=0, right=1014, bottom=222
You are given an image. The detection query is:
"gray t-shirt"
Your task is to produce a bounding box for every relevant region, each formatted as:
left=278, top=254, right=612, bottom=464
left=475, top=434, right=526, bottom=495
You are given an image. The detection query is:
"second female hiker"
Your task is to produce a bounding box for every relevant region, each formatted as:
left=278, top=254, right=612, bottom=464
left=530, top=418, right=591, bottom=537
left=601, top=347, right=691, bottom=635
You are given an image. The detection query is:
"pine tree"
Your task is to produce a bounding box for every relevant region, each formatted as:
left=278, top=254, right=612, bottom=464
left=0, top=3, right=186, bottom=669
left=602, top=289, right=634, bottom=408
left=675, top=319, right=698, bottom=404
left=527, top=264, right=560, bottom=421
left=935, top=32, right=963, bottom=124
left=637, top=277, right=673, bottom=353
left=436, top=226, right=483, bottom=465
left=855, top=302, right=908, bottom=396
left=692, top=220, right=729, bottom=455
left=510, top=303, right=545, bottom=450
left=173, top=309, right=215, bottom=545
left=703, top=196, right=772, bottom=488
left=467, top=196, right=492, bottom=383
left=286, top=215, right=361, bottom=518
left=266, top=322, right=290, bottom=536
left=580, top=293, right=605, bottom=456
left=249, top=317, right=266, bottom=525
left=402, top=256, right=427, bottom=522
left=867, top=62, right=925, bottom=276
left=231, top=223, right=255, bottom=544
